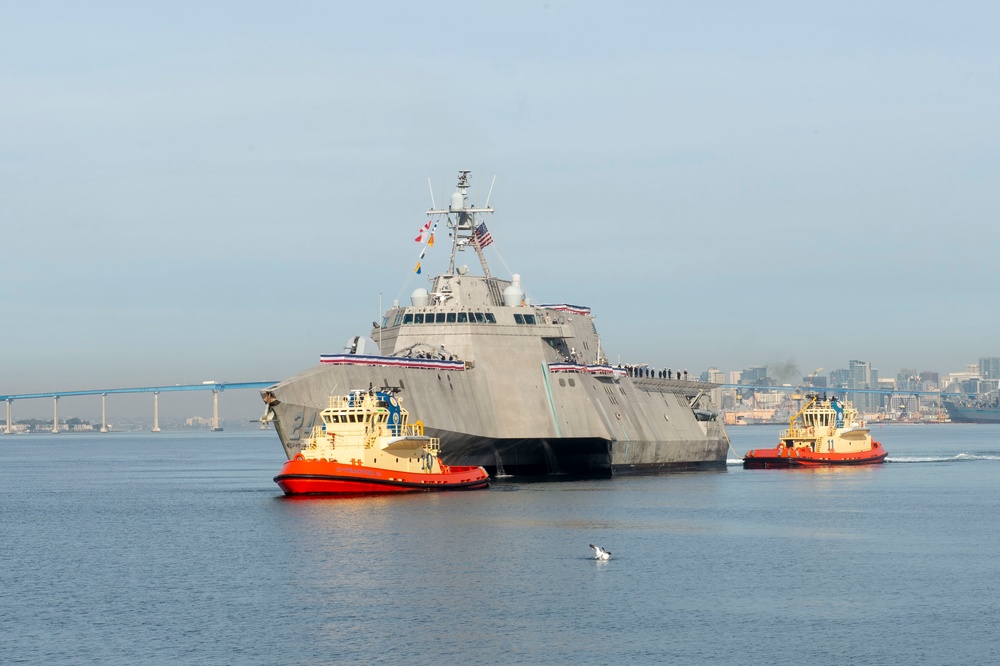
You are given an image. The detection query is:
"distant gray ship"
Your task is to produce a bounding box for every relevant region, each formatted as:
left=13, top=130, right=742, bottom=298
left=261, top=171, right=730, bottom=477
left=942, top=392, right=1000, bottom=424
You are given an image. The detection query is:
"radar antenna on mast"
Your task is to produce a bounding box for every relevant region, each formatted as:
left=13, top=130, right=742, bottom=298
left=426, top=170, right=495, bottom=277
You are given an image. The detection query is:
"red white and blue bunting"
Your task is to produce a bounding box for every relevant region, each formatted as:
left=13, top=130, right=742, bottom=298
left=320, top=354, right=466, bottom=371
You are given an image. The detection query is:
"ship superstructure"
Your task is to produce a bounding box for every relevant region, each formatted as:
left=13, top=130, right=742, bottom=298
left=262, top=171, right=730, bottom=477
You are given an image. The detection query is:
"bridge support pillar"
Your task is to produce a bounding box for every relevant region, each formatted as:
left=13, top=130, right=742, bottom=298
left=211, top=390, right=223, bottom=431
left=152, top=391, right=161, bottom=432
left=100, top=394, right=108, bottom=433
left=52, top=396, right=59, bottom=433
left=5, top=399, right=11, bottom=434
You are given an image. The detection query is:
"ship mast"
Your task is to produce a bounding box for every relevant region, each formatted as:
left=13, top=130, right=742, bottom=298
left=426, top=170, right=494, bottom=277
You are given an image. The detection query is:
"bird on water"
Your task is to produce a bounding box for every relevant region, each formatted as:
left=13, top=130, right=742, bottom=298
left=589, top=544, right=611, bottom=560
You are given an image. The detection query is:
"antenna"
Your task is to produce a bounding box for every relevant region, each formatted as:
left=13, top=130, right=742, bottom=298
left=485, top=175, right=497, bottom=207
left=427, top=177, right=435, bottom=209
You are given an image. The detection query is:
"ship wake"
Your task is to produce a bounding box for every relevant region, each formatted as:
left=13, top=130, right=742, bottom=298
left=887, top=452, right=1000, bottom=464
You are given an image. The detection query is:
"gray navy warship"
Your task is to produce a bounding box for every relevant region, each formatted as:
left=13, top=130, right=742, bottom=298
left=261, top=171, right=730, bottom=477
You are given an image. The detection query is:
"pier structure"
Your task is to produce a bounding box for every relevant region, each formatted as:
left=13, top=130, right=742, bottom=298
left=0, top=381, right=276, bottom=433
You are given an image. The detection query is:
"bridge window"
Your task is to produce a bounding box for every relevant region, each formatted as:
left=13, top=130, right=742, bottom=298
left=524, top=314, right=536, bottom=325
left=393, top=313, right=404, bottom=326
left=381, top=316, right=390, bottom=328
left=435, top=313, right=446, bottom=323
left=413, top=313, right=424, bottom=324
left=403, top=313, right=413, bottom=324
left=447, top=312, right=456, bottom=323
left=457, top=312, right=468, bottom=323
left=473, top=312, right=485, bottom=323
left=485, top=313, right=496, bottom=324
left=514, top=313, right=525, bottom=324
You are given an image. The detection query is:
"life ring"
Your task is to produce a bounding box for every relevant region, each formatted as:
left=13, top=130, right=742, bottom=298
left=293, top=453, right=305, bottom=461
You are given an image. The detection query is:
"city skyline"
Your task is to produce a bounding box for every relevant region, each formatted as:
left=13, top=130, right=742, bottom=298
left=4, top=2, right=999, bottom=409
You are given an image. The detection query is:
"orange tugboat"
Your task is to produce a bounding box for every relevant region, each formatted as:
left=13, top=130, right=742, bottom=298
left=743, top=395, right=887, bottom=469
left=274, top=388, right=489, bottom=495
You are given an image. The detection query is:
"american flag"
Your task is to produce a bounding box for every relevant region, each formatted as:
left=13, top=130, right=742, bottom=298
left=473, top=222, right=493, bottom=248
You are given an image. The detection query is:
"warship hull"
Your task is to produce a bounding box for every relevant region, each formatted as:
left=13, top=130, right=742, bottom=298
left=263, top=365, right=729, bottom=478
left=942, top=403, right=1000, bottom=424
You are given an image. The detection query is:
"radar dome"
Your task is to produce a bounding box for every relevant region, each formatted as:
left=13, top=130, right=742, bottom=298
left=503, top=281, right=525, bottom=307
left=410, top=288, right=429, bottom=307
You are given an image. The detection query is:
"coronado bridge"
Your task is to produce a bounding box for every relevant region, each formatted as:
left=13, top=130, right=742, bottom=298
left=0, top=381, right=277, bottom=434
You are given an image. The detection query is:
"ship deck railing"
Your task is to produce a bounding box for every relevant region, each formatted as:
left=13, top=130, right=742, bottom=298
left=781, top=427, right=824, bottom=450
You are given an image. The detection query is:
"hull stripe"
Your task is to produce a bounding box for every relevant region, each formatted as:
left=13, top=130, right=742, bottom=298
left=274, top=473, right=489, bottom=490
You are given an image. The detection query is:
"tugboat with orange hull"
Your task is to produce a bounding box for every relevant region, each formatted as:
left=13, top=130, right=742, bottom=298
left=274, top=388, right=489, bottom=495
left=743, top=395, right=887, bottom=469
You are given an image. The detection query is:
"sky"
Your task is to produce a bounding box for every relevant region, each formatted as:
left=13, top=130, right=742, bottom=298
left=2, top=1, right=998, bottom=420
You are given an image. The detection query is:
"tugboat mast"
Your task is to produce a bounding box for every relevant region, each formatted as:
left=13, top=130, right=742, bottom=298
left=426, top=170, right=495, bottom=277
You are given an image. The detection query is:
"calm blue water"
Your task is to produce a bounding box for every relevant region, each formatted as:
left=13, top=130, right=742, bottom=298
left=3, top=424, right=1000, bottom=665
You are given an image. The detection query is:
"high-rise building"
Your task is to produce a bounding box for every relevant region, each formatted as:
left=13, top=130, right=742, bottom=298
left=897, top=368, right=919, bottom=391
left=848, top=360, right=879, bottom=412
left=980, top=357, right=1000, bottom=380
left=703, top=368, right=726, bottom=407
left=849, top=359, right=871, bottom=389
left=829, top=369, right=850, bottom=388
left=741, top=366, right=769, bottom=385
left=919, top=371, right=939, bottom=390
